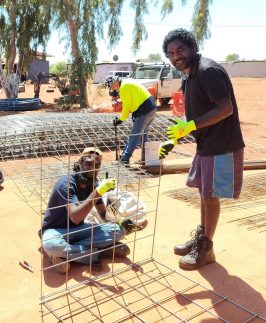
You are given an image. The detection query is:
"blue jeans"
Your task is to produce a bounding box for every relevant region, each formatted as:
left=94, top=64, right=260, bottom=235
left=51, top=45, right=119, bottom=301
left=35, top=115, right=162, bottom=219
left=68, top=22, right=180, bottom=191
left=42, top=223, right=126, bottom=264
left=121, top=109, right=156, bottom=161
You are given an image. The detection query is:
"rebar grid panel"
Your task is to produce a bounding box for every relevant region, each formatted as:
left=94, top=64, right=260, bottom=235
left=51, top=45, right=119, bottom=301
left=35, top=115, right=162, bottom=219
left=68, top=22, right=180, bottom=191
left=37, top=141, right=165, bottom=322
left=36, top=147, right=265, bottom=322
left=0, top=113, right=265, bottom=163
left=228, top=212, right=266, bottom=233
left=0, top=112, right=194, bottom=214
left=40, top=259, right=266, bottom=322
left=163, top=171, right=266, bottom=232
left=0, top=113, right=173, bottom=161
left=1, top=113, right=265, bottom=321
left=1, top=156, right=152, bottom=212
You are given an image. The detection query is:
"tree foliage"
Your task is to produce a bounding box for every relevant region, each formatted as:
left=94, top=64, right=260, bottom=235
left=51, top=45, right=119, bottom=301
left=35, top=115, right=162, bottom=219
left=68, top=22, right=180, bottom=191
left=50, top=0, right=213, bottom=108
left=225, top=53, right=240, bottom=62
left=191, top=0, right=212, bottom=48
left=0, top=1, right=51, bottom=70
left=130, top=0, right=149, bottom=53
left=160, top=0, right=212, bottom=47
left=0, top=0, right=214, bottom=102
left=148, top=53, right=162, bottom=61
left=50, top=61, right=68, bottom=76
left=0, top=0, right=52, bottom=97
left=49, top=0, right=127, bottom=107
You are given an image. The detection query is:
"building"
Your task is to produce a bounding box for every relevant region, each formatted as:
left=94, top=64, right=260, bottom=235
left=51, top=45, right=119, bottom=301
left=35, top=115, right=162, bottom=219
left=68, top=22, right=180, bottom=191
left=0, top=52, right=52, bottom=83
left=27, top=52, right=54, bottom=82
left=93, top=62, right=137, bottom=83
left=27, top=58, right=49, bottom=82
left=220, top=60, right=266, bottom=77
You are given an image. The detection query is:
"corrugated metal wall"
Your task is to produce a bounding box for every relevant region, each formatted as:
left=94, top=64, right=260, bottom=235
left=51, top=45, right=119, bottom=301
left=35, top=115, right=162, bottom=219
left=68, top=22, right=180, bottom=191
left=221, top=61, right=266, bottom=77
left=27, top=59, right=49, bottom=82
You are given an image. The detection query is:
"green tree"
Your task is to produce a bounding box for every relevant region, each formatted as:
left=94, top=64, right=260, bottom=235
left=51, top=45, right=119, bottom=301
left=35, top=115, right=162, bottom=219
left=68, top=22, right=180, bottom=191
left=160, top=0, right=213, bottom=47
left=50, top=61, right=67, bottom=76
left=0, top=0, right=52, bottom=98
left=50, top=0, right=126, bottom=108
left=225, top=53, right=240, bottom=62
left=47, top=0, right=213, bottom=108
left=148, top=53, right=162, bottom=62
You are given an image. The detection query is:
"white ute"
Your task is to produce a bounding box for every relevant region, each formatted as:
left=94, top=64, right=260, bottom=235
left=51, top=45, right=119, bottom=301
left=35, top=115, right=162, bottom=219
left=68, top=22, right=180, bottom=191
left=130, top=62, right=182, bottom=105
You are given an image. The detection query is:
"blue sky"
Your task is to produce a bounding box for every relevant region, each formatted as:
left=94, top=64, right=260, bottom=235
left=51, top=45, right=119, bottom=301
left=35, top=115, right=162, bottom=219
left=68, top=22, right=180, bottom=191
left=46, top=0, right=266, bottom=64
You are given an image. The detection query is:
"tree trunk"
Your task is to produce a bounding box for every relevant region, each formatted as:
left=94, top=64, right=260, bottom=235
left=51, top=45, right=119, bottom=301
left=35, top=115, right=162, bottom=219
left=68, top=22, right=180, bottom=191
left=7, top=0, right=16, bottom=74
left=0, top=65, right=20, bottom=99
left=67, top=11, right=88, bottom=108
left=1, top=0, right=20, bottom=99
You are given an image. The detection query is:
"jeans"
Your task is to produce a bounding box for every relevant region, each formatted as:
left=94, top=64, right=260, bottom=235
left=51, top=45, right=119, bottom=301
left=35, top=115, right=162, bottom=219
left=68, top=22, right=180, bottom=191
left=42, top=223, right=126, bottom=264
left=121, top=109, right=156, bottom=161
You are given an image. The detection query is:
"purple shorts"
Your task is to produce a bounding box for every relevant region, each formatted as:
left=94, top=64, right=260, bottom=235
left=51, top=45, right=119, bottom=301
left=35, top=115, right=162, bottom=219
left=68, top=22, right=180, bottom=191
left=186, top=149, right=244, bottom=199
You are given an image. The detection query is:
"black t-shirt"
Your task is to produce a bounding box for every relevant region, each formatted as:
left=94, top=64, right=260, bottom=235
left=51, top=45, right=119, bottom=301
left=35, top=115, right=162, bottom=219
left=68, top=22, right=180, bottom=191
left=182, top=55, right=245, bottom=156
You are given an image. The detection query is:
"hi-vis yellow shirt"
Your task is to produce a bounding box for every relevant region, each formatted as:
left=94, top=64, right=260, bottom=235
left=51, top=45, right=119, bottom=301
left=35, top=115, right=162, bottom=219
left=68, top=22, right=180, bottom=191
left=119, top=79, right=151, bottom=121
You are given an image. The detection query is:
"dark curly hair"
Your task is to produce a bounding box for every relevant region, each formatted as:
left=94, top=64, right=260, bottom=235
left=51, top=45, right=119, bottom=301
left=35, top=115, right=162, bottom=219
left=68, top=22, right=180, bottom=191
left=162, top=28, right=198, bottom=56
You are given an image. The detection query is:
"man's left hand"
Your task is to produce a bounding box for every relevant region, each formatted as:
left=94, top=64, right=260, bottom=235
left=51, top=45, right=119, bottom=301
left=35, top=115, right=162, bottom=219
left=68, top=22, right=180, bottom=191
left=167, top=118, right=196, bottom=141
left=158, top=139, right=176, bottom=159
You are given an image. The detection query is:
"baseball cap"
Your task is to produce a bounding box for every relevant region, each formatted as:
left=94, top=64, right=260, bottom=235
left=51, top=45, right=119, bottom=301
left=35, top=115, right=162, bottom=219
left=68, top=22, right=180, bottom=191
left=81, top=147, right=103, bottom=158
left=105, top=75, right=120, bottom=88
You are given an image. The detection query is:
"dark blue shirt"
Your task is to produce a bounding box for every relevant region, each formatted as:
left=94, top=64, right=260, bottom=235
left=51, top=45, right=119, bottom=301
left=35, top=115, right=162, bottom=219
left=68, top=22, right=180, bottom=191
left=40, top=174, right=99, bottom=234
left=132, top=96, right=157, bottom=119
left=182, top=54, right=245, bottom=156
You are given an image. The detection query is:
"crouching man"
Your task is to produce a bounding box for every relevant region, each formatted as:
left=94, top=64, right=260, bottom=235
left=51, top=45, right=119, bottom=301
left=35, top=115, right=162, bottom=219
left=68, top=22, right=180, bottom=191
left=39, top=147, right=130, bottom=274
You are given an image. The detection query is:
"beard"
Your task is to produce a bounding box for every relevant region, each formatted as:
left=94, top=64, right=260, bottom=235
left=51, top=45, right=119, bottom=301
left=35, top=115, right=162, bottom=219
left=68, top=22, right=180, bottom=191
left=73, top=162, right=96, bottom=184
left=76, top=170, right=96, bottom=184
left=173, top=52, right=196, bottom=72
left=74, top=171, right=97, bottom=202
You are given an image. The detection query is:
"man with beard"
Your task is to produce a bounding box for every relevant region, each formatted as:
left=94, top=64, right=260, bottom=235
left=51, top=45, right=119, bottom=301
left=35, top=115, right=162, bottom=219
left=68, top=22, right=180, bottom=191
left=159, top=28, right=245, bottom=270
left=40, top=147, right=129, bottom=274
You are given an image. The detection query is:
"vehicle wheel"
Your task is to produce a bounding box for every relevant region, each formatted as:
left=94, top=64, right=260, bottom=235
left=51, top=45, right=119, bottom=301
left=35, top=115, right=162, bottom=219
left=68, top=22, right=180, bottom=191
left=159, top=98, right=170, bottom=105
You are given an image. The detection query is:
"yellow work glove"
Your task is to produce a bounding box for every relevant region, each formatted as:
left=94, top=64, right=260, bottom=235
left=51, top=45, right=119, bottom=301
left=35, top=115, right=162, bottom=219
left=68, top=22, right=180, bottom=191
left=113, top=117, right=123, bottom=126
left=158, top=139, right=177, bottom=159
left=96, top=178, right=116, bottom=196
left=167, top=118, right=196, bottom=141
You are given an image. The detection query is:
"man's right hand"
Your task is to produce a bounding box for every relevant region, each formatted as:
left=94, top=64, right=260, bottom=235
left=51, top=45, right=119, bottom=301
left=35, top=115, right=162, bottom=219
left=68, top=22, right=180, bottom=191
left=96, top=178, right=116, bottom=196
left=113, top=117, right=123, bottom=126
left=158, top=139, right=176, bottom=159
left=118, top=217, right=146, bottom=235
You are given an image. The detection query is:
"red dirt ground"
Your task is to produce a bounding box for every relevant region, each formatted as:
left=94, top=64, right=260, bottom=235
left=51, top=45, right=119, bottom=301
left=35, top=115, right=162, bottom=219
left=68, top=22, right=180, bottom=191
left=0, top=79, right=265, bottom=322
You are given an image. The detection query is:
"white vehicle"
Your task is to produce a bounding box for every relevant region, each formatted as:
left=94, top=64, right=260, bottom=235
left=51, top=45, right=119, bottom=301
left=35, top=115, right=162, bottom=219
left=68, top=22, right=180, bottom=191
left=105, top=70, right=131, bottom=81
left=130, top=62, right=182, bottom=105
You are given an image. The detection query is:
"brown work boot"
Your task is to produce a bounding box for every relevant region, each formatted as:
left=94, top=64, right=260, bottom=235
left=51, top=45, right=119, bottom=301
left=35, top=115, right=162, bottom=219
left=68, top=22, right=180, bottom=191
left=179, top=236, right=216, bottom=270
left=50, top=256, right=70, bottom=274
left=174, top=225, right=204, bottom=256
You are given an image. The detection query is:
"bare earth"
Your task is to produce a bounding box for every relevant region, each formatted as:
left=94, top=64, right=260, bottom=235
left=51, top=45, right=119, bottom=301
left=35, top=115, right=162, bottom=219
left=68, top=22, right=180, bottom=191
left=0, top=78, right=265, bottom=322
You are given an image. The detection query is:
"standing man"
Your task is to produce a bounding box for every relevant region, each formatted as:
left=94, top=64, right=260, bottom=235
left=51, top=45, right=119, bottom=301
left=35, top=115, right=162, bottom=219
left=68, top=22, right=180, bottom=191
left=40, top=147, right=130, bottom=274
left=106, top=76, right=157, bottom=165
left=159, top=28, right=245, bottom=270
